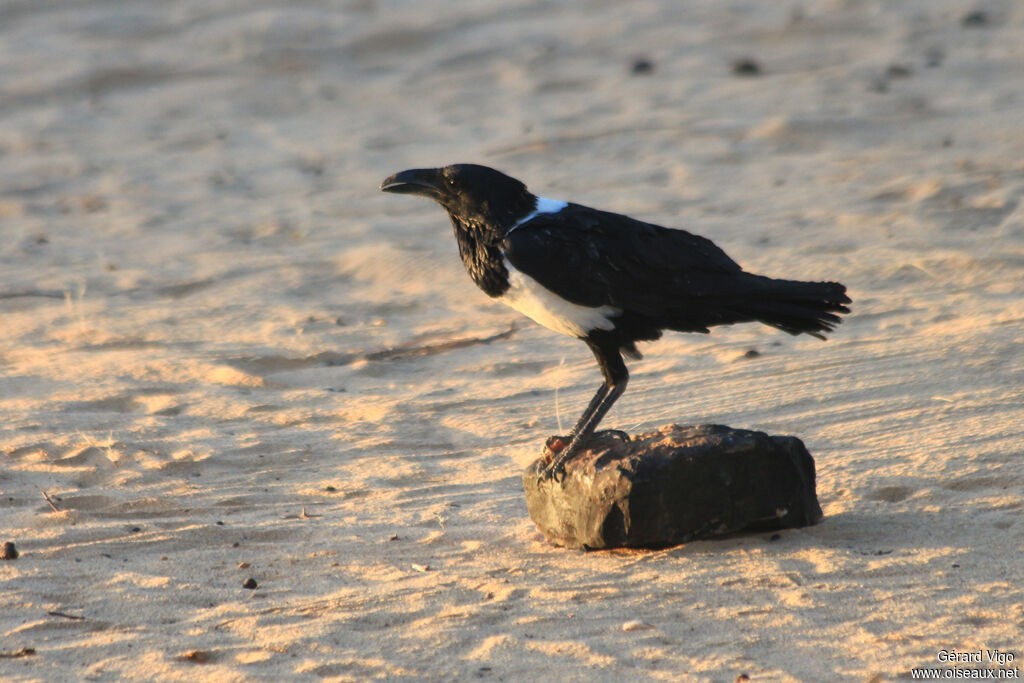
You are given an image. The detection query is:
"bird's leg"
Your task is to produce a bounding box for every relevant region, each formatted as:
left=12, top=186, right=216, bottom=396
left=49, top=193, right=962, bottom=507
left=541, top=340, right=629, bottom=481
left=543, top=380, right=628, bottom=480
left=572, top=383, right=611, bottom=435
left=543, top=382, right=609, bottom=453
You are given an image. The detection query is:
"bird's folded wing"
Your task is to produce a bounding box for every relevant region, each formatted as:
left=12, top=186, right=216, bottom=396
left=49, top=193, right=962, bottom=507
left=501, top=205, right=743, bottom=316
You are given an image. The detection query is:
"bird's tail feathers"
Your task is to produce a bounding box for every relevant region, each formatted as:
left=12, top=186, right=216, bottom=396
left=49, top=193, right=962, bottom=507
left=712, top=275, right=851, bottom=339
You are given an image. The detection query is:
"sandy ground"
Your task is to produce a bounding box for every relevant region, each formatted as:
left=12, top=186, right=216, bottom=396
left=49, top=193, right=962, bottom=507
left=2, top=1, right=1023, bottom=681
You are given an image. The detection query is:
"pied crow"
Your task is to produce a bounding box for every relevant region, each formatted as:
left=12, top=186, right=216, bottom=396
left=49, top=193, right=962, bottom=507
left=380, top=164, right=850, bottom=480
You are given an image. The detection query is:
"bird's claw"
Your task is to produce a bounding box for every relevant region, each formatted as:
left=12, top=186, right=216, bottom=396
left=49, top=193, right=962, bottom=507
left=538, top=429, right=630, bottom=484
left=537, top=439, right=565, bottom=484
left=536, top=461, right=567, bottom=485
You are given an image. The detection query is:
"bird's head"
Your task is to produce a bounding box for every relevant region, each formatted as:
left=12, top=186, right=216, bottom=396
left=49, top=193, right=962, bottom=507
left=380, top=164, right=535, bottom=230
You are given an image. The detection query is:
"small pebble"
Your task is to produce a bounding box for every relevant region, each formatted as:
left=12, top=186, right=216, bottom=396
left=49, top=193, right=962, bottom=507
left=631, top=57, right=655, bottom=75
left=621, top=620, right=652, bottom=632
left=736, top=674, right=751, bottom=683
left=1, top=541, right=18, bottom=560
left=868, top=77, right=889, bottom=94
left=743, top=349, right=761, bottom=359
left=731, top=57, right=761, bottom=76
left=180, top=650, right=212, bottom=663
left=885, top=64, right=912, bottom=79
left=242, top=578, right=258, bottom=589
left=238, top=562, right=251, bottom=569
left=769, top=533, right=782, bottom=542
left=961, top=10, right=988, bottom=27
left=411, top=563, right=430, bottom=573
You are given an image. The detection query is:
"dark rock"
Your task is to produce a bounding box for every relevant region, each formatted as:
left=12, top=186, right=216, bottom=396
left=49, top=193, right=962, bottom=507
left=523, top=424, right=823, bottom=549
left=242, top=578, right=258, bottom=589
left=1, top=541, right=18, bottom=560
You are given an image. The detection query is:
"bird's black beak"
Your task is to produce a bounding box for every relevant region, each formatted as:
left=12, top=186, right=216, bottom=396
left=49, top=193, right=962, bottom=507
left=380, top=168, right=444, bottom=197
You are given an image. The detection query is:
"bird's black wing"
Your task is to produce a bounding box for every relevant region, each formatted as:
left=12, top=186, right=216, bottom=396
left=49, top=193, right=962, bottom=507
left=502, top=204, right=743, bottom=318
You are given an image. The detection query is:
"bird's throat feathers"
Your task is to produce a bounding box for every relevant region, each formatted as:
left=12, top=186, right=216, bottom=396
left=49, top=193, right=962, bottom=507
left=449, top=213, right=509, bottom=298
left=449, top=196, right=568, bottom=298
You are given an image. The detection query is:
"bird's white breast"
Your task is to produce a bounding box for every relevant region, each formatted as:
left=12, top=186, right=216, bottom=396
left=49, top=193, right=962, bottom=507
left=499, top=259, right=619, bottom=339
left=497, top=195, right=619, bottom=338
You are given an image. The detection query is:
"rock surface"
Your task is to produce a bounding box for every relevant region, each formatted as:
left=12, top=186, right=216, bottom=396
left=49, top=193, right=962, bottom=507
left=523, top=424, right=823, bottom=549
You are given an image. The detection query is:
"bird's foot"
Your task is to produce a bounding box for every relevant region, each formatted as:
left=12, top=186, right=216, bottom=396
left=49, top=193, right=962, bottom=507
left=538, top=436, right=572, bottom=483
left=537, top=460, right=568, bottom=484
left=538, top=429, right=631, bottom=483
left=542, top=429, right=629, bottom=457
left=543, top=434, right=573, bottom=455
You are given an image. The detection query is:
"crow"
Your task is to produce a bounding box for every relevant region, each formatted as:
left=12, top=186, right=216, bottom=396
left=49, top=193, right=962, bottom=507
left=381, top=164, right=850, bottom=480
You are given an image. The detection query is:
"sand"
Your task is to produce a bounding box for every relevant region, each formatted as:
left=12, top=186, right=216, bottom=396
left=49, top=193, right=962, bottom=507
left=1, top=1, right=1022, bottom=681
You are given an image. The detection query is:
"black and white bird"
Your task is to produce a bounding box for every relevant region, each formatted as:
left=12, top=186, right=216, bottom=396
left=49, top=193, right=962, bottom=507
left=380, top=164, right=850, bottom=479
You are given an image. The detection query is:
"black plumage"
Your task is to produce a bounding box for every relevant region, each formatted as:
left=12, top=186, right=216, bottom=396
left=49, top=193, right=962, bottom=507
left=381, top=164, right=850, bottom=479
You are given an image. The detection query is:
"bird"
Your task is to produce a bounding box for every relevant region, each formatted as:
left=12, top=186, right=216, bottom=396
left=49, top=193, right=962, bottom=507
left=380, top=164, right=850, bottom=480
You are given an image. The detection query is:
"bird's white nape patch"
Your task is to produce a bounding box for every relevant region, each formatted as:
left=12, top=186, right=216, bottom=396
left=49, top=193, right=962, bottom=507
left=507, top=196, right=568, bottom=234
left=499, top=258, right=619, bottom=339
left=534, top=196, right=568, bottom=215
